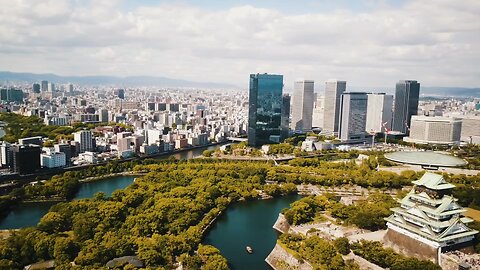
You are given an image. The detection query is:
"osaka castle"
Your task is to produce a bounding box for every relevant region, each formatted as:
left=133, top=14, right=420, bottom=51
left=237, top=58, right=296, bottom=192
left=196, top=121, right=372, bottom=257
left=384, top=172, right=478, bottom=262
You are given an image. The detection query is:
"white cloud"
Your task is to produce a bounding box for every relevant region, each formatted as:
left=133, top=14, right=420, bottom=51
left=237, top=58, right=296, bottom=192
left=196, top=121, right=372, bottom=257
left=0, top=0, right=479, bottom=89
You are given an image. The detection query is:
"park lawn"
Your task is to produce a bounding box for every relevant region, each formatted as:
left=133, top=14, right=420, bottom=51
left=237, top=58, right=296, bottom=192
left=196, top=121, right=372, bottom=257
left=465, top=207, right=480, bottom=221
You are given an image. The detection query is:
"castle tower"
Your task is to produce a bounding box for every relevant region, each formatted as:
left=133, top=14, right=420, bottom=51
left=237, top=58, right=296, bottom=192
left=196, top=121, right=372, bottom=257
left=384, top=172, right=478, bottom=262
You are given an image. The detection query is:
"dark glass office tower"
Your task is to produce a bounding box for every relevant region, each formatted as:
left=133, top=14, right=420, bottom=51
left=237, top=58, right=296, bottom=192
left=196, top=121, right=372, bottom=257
left=338, top=92, right=368, bottom=141
left=115, top=88, right=125, bottom=99
left=392, top=80, right=420, bottom=134
left=32, top=83, right=40, bottom=93
left=281, top=94, right=291, bottom=138
left=12, top=144, right=41, bottom=174
left=248, top=73, right=284, bottom=147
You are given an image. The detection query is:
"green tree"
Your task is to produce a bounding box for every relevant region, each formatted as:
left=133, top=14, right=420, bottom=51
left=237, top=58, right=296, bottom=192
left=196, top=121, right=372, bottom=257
left=53, top=237, right=78, bottom=263
left=333, top=237, right=350, bottom=255
left=38, top=212, right=70, bottom=233
left=202, top=150, right=213, bottom=157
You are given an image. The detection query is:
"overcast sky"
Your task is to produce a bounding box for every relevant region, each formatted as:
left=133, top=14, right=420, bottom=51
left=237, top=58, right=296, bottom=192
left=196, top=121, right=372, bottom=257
left=1, top=0, right=479, bottom=89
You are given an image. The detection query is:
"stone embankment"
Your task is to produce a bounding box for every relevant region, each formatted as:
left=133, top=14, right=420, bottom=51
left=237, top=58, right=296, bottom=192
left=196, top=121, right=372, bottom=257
left=265, top=243, right=312, bottom=270
left=79, top=171, right=146, bottom=183
left=272, top=212, right=365, bottom=239
left=272, top=213, right=290, bottom=234
left=269, top=212, right=387, bottom=270
left=343, top=253, right=385, bottom=270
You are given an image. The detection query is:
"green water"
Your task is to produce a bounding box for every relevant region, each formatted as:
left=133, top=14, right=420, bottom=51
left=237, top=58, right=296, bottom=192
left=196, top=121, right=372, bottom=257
left=203, top=195, right=300, bottom=270
left=75, top=175, right=136, bottom=199
left=0, top=202, right=56, bottom=230
left=159, top=144, right=221, bottom=160
left=0, top=175, right=136, bottom=229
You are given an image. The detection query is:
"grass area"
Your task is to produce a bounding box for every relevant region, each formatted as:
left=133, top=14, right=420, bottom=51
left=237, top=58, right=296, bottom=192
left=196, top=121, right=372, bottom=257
left=465, top=207, right=480, bottom=221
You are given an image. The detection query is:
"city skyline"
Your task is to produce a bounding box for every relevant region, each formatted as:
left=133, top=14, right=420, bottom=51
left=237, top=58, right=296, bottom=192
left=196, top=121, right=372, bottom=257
left=1, top=0, right=479, bottom=89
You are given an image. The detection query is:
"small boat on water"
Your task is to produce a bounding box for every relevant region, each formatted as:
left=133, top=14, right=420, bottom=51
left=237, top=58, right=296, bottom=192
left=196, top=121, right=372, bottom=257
left=246, top=246, right=253, bottom=254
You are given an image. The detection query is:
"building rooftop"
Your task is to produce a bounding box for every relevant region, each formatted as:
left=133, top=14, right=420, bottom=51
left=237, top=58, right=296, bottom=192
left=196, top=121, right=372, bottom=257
left=384, top=151, right=467, bottom=167
left=412, top=172, right=456, bottom=190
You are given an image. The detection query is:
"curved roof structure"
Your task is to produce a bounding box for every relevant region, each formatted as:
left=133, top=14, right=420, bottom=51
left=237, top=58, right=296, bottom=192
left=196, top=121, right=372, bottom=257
left=384, top=151, right=467, bottom=167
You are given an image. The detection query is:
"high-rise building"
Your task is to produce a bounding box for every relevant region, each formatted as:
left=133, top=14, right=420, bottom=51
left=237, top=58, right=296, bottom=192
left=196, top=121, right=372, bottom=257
left=0, top=88, right=23, bottom=103
left=291, top=80, right=314, bottom=131
left=392, top=80, right=420, bottom=134
left=54, top=143, right=72, bottom=166
left=281, top=94, right=291, bottom=137
left=115, top=89, right=125, bottom=99
left=338, top=92, right=368, bottom=141
left=248, top=73, right=284, bottom=147
left=32, top=83, right=40, bottom=93
left=12, top=144, right=41, bottom=174
left=404, top=116, right=462, bottom=145
left=323, top=80, right=346, bottom=133
left=312, top=95, right=325, bottom=128
left=74, top=130, right=93, bottom=153
left=48, top=82, right=55, bottom=92
left=41, top=80, right=48, bottom=92
left=99, top=109, right=109, bottom=123
left=365, top=93, right=393, bottom=133
left=0, top=141, right=12, bottom=168
left=66, top=83, right=73, bottom=93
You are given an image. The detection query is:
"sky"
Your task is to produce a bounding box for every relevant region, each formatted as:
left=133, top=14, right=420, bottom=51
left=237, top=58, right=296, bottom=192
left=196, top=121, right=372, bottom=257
left=0, top=0, right=479, bottom=90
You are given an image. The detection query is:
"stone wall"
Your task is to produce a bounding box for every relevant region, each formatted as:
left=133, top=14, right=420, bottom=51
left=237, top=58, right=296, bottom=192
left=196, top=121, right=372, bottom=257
left=272, top=213, right=290, bottom=234
left=343, top=253, right=385, bottom=270
left=265, top=244, right=312, bottom=270
left=383, top=229, right=438, bottom=263
left=440, top=251, right=480, bottom=270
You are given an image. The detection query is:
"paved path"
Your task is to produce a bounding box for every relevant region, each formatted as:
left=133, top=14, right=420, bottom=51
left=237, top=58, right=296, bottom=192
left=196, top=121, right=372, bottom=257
left=378, top=165, right=480, bottom=176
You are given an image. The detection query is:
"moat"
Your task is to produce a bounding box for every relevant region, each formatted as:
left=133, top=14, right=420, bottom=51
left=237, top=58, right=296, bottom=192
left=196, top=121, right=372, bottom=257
left=203, top=195, right=300, bottom=270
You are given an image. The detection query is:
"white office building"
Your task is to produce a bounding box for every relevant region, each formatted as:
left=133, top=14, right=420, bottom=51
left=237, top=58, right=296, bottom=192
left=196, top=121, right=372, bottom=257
left=47, top=82, right=55, bottom=92
left=323, top=80, right=346, bottom=133
left=404, top=116, right=462, bottom=145
left=0, top=141, right=12, bottom=167
left=147, top=129, right=163, bottom=145
left=457, top=115, right=480, bottom=143
left=41, top=152, right=66, bottom=168
left=291, top=80, right=314, bottom=131
left=78, top=151, right=97, bottom=164
left=74, top=130, right=93, bottom=153
left=365, top=93, right=393, bottom=133
left=312, top=95, right=325, bottom=129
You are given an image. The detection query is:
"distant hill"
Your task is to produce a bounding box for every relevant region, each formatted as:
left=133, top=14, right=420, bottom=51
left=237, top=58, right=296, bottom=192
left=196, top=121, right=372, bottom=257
left=0, top=71, right=235, bottom=89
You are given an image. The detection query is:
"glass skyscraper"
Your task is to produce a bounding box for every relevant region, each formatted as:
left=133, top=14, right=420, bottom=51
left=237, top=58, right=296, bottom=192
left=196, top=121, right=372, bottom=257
left=281, top=94, right=291, bottom=138
left=248, top=73, right=284, bottom=147
left=338, top=92, right=368, bottom=141
left=392, top=80, right=420, bottom=134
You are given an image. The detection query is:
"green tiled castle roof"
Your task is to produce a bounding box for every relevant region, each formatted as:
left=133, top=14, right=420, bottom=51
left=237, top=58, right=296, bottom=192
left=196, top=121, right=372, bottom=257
left=412, top=172, right=456, bottom=190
